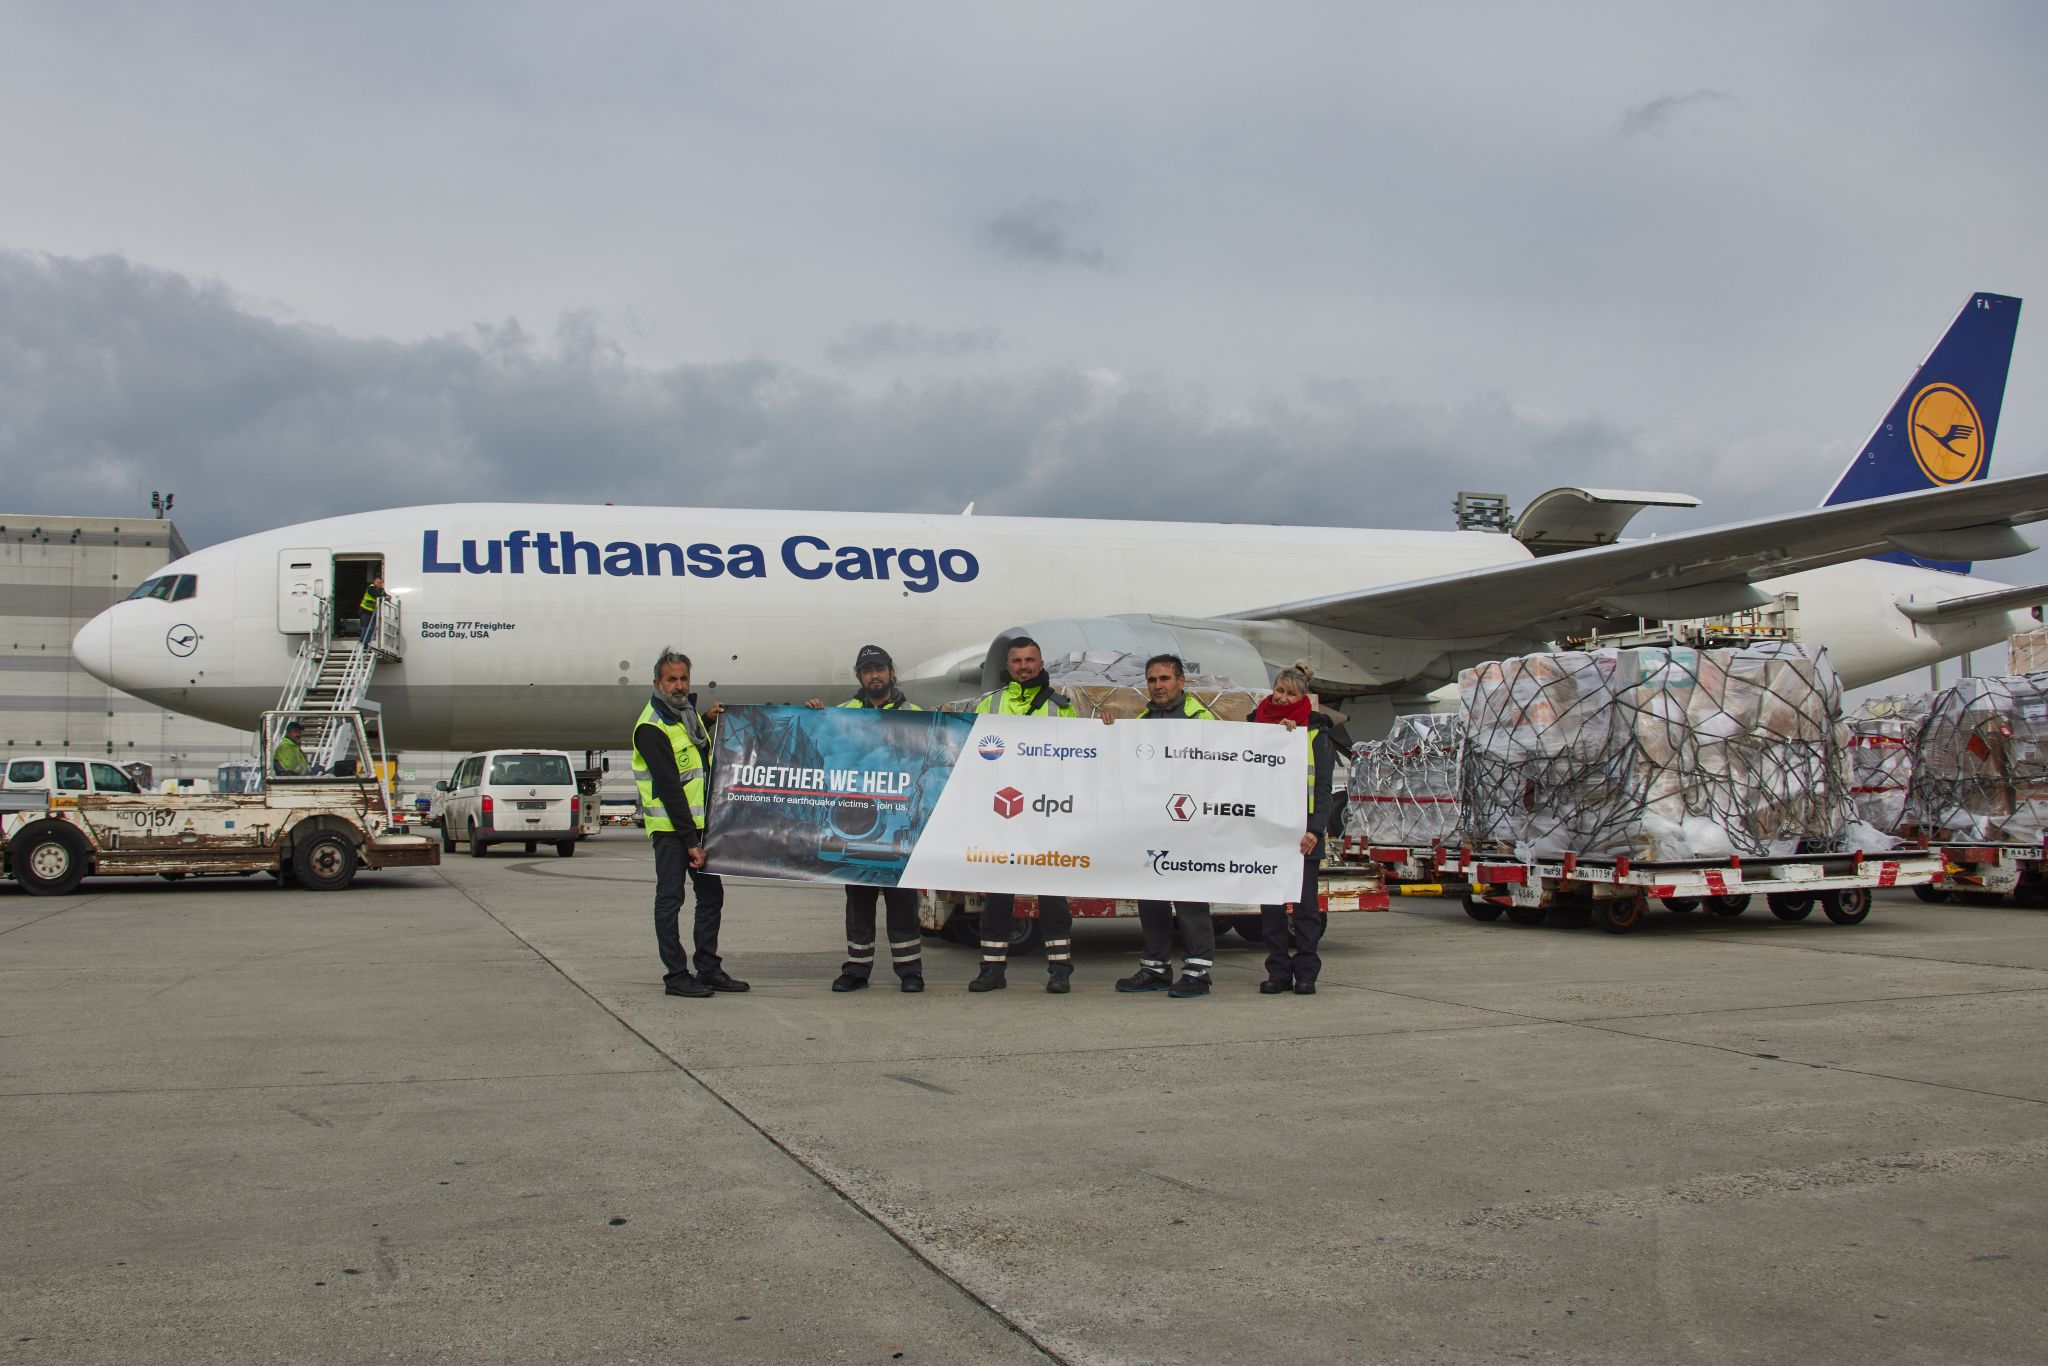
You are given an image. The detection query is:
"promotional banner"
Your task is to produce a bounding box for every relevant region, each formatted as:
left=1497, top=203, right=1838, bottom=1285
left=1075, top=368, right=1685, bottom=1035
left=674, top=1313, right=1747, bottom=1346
left=708, top=705, right=1305, bottom=903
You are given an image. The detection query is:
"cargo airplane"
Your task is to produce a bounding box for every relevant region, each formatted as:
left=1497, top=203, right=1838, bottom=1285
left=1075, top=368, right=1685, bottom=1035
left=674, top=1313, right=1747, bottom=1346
left=74, top=292, right=2048, bottom=748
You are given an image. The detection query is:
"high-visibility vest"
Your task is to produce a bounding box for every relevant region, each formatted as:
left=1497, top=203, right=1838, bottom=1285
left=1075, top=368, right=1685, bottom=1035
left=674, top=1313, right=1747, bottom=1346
left=974, top=679, right=1076, bottom=717
left=838, top=696, right=922, bottom=711
left=631, top=701, right=708, bottom=835
left=359, top=586, right=379, bottom=613
left=274, top=737, right=309, bottom=775
left=1141, top=692, right=1215, bottom=720
left=1305, top=724, right=1320, bottom=815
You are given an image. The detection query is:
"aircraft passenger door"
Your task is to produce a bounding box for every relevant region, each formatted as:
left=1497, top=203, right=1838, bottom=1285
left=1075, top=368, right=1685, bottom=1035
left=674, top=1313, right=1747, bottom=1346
left=277, top=549, right=331, bottom=634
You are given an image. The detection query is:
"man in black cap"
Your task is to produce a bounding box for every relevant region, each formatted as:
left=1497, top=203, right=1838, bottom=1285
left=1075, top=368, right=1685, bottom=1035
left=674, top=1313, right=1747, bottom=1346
left=806, top=645, right=926, bottom=992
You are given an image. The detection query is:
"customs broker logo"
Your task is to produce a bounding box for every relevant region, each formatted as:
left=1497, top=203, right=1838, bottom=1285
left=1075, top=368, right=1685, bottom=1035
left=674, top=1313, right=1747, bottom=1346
left=978, top=735, right=1005, bottom=761
left=1146, top=850, right=1281, bottom=877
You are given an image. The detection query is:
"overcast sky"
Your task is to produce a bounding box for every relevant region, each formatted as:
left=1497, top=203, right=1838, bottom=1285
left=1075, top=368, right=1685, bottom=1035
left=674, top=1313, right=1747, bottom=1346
left=4, top=1, right=2046, bottom=685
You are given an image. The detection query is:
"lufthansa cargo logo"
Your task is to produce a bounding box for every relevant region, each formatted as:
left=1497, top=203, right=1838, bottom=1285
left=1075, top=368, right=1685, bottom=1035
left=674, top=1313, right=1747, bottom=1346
left=978, top=735, right=1005, bottom=761
left=1907, top=383, right=1986, bottom=485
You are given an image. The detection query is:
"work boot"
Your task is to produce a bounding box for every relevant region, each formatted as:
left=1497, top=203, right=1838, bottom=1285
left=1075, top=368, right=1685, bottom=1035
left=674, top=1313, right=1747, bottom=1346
left=831, top=972, right=869, bottom=993
left=664, top=976, right=713, bottom=998
left=968, top=963, right=1008, bottom=992
left=1115, top=967, right=1172, bottom=993
left=1045, top=964, right=1072, bottom=994
left=1258, top=976, right=1290, bottom=995
left=900, top=974, right=925, bottom=993
left=1167, top=974, right=1211, bottom=999
left=699, top=969, right=750, bottom=993
left=1293, top=980, right=1318, bottom=995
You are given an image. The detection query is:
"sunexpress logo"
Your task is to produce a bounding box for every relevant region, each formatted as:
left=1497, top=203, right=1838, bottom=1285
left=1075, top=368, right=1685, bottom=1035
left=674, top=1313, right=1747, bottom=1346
left=421, top=530, right=980, bottom=594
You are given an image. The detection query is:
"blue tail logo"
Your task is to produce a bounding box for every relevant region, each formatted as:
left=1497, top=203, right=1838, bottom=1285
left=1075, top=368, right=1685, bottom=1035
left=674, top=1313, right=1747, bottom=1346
left=1823, top=291, right=2021, bottom=571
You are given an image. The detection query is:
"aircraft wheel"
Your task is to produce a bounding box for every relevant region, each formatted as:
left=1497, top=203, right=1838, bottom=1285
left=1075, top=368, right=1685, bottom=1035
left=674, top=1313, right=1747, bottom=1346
left=292, top=831, right=360, bottom=892
left=10, top=821, right=90, bottom=896
left=1821, top=887, right=1872, bottom=924
left=1767, top=893, right=1815, bottom=921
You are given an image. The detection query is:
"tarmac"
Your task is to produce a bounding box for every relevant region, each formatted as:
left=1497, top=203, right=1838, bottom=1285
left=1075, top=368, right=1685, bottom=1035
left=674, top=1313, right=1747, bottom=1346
left=4, top=836, right=2046, bottom=1365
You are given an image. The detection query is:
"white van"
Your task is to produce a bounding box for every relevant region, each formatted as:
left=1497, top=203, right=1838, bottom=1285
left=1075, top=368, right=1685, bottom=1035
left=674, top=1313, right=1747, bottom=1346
left=437, top=750, right=581, bottom=858
left=4, top=756, right=146, bottom=799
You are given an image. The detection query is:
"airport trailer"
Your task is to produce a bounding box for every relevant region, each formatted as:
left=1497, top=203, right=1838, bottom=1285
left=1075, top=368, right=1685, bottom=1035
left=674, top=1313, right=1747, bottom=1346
left=918, top=867, right=1391, bottom=953
left=1330, top=837, right=1940, bottom=934
left=1915, top=839, right=2048, bottom=907
left=0, top=710, right=440, bottom=896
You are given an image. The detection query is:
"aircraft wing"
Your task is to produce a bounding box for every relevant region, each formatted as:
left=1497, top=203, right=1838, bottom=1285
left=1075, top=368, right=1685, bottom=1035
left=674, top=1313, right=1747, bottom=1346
left=1237, top=472, right=2048, bottom=639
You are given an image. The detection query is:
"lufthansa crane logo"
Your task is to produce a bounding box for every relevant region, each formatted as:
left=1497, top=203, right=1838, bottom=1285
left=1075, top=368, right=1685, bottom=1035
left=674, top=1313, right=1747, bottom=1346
left=1906, top=383, right=1986, bottom=485
left=165, top=624, right=198, bottom=658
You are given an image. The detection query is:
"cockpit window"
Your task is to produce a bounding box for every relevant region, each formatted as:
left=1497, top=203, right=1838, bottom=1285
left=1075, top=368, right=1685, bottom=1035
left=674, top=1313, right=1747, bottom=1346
left=122, top=575, right=195, bottom=602
left=125, top=577, right=163, bottom=601
left=170, top=575, right=197, bottom=601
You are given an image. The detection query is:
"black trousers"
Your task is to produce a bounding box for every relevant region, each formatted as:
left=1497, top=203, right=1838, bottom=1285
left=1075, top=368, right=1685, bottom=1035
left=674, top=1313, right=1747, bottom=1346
left=979, top=893, right=1073, bottom=967
left=652, top=831, right=725, bottom=984
left=1261, top=846, right=1326, bottom=984
left=1136, top=900, right=1215, bottom=978
left=844, top=885, right=923, bottom=980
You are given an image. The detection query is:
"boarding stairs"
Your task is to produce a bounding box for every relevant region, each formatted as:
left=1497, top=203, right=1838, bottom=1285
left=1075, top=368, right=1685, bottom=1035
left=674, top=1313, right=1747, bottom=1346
left=276, top=596, right=404, bottom=771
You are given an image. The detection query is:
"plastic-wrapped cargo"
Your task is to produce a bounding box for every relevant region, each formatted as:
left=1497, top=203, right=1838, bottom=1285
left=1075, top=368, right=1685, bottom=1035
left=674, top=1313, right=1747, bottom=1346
left=1845, top=695, right=1931, bottom=835
left=2009, top=630, right=2048, bottom=676
left=1904, top=674, right=2048, bottom=843
left=1458, top=643, right=1852, bottom=860
left=1346, top=714, right=1462, bottom=845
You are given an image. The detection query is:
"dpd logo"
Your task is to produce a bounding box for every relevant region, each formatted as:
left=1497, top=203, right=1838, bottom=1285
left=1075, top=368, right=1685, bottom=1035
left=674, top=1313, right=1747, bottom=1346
left=995, top=786, right=1075, bottom=820
left=978, top=734, right=1005, bottom=761
left=1166, top=793, right=1195, bottom=822
left=994, top=786, right=1024, bottom=819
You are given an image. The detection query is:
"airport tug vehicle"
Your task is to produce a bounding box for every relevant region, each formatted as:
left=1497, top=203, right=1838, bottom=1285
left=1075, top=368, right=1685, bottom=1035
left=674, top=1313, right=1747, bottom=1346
left=2, top=709, right=440, bottom=895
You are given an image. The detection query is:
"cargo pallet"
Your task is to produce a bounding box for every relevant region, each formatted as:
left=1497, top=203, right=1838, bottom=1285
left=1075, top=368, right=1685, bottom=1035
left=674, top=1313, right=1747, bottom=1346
left=917, top=868, right=1390, bottom=955
left=1330, top=836, right=1938, bottom=934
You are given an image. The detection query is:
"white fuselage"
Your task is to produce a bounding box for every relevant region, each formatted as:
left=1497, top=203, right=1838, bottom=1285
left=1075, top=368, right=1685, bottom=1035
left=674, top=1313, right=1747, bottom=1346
left=72, top=503, right=2028, bottom=749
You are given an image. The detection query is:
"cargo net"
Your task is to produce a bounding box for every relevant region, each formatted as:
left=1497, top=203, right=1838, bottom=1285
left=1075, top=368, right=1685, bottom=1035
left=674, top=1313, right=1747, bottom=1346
left=1846, top=694, right=1931, bottom=836
left=1904, top=674, right=2048, bottom=844
left=1458, top=643, right=1851, bottom=862
left=1346, top=713, right=1461, bottom=846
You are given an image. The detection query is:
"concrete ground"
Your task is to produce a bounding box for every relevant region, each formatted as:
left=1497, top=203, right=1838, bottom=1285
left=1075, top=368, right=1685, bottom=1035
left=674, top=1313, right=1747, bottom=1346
left=4, top=838, right=2045, bottom=1365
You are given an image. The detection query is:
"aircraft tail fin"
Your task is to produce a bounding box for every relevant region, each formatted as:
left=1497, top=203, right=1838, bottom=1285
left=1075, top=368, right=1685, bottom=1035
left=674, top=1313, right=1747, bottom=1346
left=1822, top=291, right=2022, bottom=572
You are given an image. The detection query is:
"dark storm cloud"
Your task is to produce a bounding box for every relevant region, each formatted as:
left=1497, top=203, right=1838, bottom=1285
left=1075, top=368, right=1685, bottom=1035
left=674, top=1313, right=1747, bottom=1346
left=0, top=250, right=1675, bottom=551
left=1616, top=89, right=1735, bottom=137
left=977, top=198, right=1110, bottom=270
left=827, top=321, right=1005, bottom=366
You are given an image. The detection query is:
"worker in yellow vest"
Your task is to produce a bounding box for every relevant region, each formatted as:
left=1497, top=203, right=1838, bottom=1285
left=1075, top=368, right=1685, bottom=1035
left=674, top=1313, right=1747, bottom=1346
left=805, top=644, right=926, bottom=992
left=968, top=636, right=1079, bottom=994
left=632, top=648, right=748, bottom=998
left=357, top=574, right=385, bottom=646
left=1250, top=668, right=1337, bottom=994
left=1113, top=654, right=1220, bottom=998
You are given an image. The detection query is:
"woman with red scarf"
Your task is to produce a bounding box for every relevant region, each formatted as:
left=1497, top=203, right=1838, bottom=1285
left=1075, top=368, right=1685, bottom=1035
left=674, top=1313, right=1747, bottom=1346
left=1252, top=668, right=1337, bottom=993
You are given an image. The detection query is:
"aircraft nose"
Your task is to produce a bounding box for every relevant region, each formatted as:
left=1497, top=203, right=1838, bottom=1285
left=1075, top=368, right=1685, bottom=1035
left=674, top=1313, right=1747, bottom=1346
left=73, top=609, right=116, bottom=685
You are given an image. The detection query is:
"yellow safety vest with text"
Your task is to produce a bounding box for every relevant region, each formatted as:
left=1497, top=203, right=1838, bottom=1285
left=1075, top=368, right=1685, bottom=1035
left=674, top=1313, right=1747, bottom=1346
left=632, top=702, right=708, bottom=835
left=974, top=679, right=1077, bottom=718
